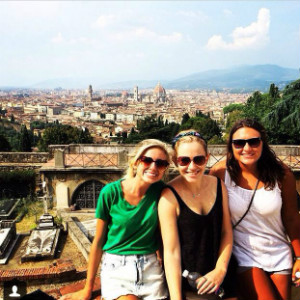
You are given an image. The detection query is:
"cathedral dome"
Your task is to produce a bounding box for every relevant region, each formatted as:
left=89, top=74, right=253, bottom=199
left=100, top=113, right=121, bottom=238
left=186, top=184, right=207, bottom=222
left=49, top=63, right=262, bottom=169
left=153, top=82, right=166, bottom=97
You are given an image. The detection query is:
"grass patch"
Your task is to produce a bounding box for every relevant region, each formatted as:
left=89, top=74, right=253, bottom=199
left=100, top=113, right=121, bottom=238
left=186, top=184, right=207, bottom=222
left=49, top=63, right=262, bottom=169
left=16, top=199, right=57, bottom=232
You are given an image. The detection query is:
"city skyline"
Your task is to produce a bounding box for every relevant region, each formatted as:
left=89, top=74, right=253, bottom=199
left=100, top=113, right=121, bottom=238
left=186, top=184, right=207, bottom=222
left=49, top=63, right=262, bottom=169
left=0, top=1, right=300, bottom=87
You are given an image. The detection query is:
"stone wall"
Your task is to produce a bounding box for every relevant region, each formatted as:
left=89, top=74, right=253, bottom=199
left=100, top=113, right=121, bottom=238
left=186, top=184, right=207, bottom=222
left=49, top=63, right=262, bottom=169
left=2, top=145, right=299, bottom=164
left=0, top=152, right=49, bottom=163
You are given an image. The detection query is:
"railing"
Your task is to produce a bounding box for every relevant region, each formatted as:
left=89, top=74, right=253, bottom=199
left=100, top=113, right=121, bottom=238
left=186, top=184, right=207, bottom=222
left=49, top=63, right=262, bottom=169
left=64, top=153, right=118, bottom=168
left=56, top=144, right=123, bottom=168
left=277, top=155, right=300, bottom=171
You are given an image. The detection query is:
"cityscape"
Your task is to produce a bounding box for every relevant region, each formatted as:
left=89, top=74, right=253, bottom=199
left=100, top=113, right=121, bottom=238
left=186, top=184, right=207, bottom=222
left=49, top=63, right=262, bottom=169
left=0, top=82, right=250, bottom=145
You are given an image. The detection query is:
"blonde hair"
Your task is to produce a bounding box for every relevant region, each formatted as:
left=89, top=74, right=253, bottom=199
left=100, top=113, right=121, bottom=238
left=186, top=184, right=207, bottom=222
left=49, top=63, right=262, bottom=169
left=125, top=139, right=172, bottom=178
left=173, top=129, right=208, bottom=163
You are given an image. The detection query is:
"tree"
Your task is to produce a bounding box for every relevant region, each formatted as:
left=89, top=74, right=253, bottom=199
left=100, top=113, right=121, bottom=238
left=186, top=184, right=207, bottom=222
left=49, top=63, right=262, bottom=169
left=157, top=115, right=164, bottom=128
left=0, top=108, right=7, bottom=118
left=125, top=117, right=180, bottom=144
left=78, top=127, right=92, bottom=143
left=181, top=113, right=190, bottom=125
left=19, top=125, right=32, bottom=152
left=180, top=116, right=222, bottom=142
left=38, top=124, right=93, bottom=151
left=268, top=83, right=279, bottom=100
left=225, top=110, right=244, bottom=134
left=264, top=79, right=300, bottom=144
left=10, top=114, right=15, bottom=123
left=243, top=91, right=264, bottom=121
left=0, top=134, right=11, bottom=151
left=223, top=103, right=244, bottom=115
left=137, top=116, right=159, bottom=132
left=30, top=120, right=46, bottom=130
left=122, top=131, right=127, bottom=140
left=196, top=110, right=206, bottom=118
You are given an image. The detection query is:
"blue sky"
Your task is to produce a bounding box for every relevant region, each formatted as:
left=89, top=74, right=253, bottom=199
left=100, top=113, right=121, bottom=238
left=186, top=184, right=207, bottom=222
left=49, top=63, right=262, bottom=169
left=0, top=1, right=299, bottom=86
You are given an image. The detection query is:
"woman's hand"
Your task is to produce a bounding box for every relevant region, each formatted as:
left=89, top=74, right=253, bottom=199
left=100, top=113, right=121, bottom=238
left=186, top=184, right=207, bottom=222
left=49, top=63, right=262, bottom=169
left=292, top=259, right=300, bottom=287
left=59, top=288, right=92, bottom=300
left=196, top=268, right=226, bottom=295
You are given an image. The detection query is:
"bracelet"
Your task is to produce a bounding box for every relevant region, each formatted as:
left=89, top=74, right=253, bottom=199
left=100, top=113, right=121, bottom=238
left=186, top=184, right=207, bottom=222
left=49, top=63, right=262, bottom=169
left=295, top=256, right=300, bottom=260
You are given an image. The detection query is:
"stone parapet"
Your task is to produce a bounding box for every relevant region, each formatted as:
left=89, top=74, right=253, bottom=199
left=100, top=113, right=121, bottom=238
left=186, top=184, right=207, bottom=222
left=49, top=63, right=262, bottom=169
left=0, top=152, right=49, bottom=163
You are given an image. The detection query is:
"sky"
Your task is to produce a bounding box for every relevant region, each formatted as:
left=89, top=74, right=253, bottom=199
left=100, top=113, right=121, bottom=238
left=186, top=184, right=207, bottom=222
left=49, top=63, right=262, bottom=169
left=0, top=1, right=300, bottom=87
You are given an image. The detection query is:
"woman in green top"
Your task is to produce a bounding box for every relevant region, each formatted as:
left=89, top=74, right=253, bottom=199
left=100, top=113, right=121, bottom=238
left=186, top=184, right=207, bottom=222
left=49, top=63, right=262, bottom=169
left=60, top=139, right=171, bottom=300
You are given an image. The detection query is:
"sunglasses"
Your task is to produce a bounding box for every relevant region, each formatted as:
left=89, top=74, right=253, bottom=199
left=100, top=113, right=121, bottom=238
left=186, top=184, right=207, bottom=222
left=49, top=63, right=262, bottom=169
left=139, top=156, right=169, bottom=169
left=177, top=155, right=206, bottom=167
left=232, top=137, right=262, bottom=149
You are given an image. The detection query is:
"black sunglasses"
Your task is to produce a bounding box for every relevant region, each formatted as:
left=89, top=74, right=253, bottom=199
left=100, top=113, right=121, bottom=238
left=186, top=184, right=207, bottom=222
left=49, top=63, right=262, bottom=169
left=139, top=156, right=169, bottom=169
left=177, top=155, right=206, bottom=167
left=232, top=137, right=262, bottom=149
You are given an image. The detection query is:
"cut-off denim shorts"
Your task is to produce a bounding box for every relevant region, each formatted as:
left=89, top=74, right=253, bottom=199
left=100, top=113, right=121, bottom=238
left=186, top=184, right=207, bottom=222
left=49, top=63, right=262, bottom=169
left=100, top=252, right=168, bottom=300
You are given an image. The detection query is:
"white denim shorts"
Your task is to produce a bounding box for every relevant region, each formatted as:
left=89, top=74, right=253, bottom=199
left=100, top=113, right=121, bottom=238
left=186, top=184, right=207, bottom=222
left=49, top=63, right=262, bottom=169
left=100, top=252, right=168, bottom=300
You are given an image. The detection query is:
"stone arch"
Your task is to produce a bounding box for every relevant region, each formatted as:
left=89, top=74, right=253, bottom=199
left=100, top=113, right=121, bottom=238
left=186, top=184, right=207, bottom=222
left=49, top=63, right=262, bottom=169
left=71, top=179, right=105, bottom=209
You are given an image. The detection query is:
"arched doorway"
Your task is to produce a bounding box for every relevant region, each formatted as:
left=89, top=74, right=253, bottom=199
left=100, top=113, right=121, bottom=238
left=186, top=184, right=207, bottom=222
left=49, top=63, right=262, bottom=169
left=72, top=180, right=105, bottom=209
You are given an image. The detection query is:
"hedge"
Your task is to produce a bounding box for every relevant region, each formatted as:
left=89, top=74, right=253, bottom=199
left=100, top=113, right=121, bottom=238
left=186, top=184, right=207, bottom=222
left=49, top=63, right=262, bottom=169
left=0, top=169, right=36, bottom=198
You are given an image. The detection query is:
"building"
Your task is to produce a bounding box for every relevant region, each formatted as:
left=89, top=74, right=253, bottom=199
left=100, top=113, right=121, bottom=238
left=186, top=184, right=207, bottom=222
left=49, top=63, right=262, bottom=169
left=87, top=85, right=93, bottom=103
left=153, top=82, right=167, bottom=103
left=133, top=86, right=139, bottom=102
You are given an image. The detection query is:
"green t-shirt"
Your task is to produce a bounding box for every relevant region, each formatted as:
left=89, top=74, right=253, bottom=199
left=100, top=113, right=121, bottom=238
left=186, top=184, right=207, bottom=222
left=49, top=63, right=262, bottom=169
left=95, top=179, right=165, bottom=255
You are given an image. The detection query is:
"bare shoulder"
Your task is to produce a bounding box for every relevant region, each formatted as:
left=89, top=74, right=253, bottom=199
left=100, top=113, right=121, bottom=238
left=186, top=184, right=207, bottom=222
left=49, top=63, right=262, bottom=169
left=160, top=176, right=180, bottom=205
left=204, top=174, right=218, bottom=184
left=209, top=159, right=227, bottom=180
left=205, top=174, right=227, bottom=191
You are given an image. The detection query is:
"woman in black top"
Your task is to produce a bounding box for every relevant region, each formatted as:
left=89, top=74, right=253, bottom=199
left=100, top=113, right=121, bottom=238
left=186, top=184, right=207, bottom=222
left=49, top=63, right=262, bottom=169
left=158, top=130, right=235, bottom=300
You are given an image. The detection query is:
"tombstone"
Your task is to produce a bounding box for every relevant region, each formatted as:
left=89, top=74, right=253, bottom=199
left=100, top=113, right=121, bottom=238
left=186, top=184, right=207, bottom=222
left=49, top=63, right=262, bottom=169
left=21, top=213, right=61, bottom=262
left=0, top=220, right=18, bottom=264
left=77, top=219, right=97, bottom=241
left=0, top=199, right=20, bottom=220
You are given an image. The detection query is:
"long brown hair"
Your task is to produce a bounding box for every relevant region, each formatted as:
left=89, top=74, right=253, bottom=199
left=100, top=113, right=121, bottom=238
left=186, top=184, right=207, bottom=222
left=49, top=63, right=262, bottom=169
left=227, top=119, right=285, bottom=189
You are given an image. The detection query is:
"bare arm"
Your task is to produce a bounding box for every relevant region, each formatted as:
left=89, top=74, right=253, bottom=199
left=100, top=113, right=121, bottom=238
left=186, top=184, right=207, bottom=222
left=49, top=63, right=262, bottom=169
left=208, top=160, right=226, bottom=181
left=60, top=218, right=107, bottom=300
left=281, top=167, right=300, bottom=286
left=158, top=188, right=182, bottom=300
left=197, top=179, right=233, bottom=295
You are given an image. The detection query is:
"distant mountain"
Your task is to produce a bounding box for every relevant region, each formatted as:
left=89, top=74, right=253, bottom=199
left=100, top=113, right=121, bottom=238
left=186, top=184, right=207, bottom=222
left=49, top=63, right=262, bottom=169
left=8, top=64, right=298, bottom=92
left=165, top=65, right=299, bottom=92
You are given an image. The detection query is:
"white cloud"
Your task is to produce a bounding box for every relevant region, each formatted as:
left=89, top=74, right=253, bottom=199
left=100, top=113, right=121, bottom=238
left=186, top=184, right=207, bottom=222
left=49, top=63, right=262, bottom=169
left=91, top=14, right=116, bottom=28
left=206, top=8, right=270, bottom=50
left=111, top=27, right=182, bottom=43
left=51, top=32, right=64, bottom=43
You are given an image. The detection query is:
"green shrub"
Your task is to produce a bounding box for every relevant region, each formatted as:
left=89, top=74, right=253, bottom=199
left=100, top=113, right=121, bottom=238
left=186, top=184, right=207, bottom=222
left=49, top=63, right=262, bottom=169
left=0, top=170, right=36, bottom=198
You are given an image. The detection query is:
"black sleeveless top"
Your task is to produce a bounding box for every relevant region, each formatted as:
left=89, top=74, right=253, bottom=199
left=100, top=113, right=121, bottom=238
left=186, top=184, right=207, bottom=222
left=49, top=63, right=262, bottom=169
left=165, top=178, right=223, bottom=292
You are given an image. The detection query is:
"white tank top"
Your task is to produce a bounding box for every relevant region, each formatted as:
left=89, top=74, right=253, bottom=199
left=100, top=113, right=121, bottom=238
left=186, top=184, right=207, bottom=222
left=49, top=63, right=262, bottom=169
left=225, top=170, right=292, bottom=271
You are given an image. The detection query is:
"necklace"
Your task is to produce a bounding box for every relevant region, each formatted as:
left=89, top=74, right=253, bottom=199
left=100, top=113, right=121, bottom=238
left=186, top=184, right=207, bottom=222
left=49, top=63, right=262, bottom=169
left=191, top=191, right=201, bottom=198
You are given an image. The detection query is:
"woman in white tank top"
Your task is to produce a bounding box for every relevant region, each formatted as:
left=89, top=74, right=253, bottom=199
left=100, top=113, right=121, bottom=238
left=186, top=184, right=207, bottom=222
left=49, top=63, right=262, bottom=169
left=210, top=119, right=300, bottom=300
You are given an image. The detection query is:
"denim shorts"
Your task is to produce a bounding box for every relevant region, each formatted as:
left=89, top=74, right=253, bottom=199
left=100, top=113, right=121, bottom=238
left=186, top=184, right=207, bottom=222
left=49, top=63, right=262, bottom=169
left=100, top=252, right=168, bottom=300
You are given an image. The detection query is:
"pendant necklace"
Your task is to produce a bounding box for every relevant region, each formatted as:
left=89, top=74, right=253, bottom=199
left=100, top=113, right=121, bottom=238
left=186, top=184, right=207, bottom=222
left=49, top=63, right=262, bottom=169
left=191, top=191, right=201, bottom=198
